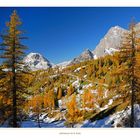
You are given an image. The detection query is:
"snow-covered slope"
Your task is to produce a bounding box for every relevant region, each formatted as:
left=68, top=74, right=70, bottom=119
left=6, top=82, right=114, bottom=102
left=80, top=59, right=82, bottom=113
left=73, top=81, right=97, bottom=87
left=55, top=60, right=72, bottom=69
left=23, top=53, right=53, bottom=71
left=80, top=104, right=140, bottom=128
left=9, top=104, right=138, bottom=128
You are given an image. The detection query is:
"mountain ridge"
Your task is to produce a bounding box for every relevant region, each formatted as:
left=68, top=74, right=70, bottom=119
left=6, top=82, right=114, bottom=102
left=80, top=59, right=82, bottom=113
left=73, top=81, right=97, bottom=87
left=23, top=24, right=137, bottom=70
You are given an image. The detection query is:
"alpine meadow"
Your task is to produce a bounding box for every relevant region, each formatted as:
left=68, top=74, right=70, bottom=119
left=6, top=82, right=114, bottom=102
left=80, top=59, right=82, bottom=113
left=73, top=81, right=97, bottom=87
left=1, top=7, right=140, bottom=128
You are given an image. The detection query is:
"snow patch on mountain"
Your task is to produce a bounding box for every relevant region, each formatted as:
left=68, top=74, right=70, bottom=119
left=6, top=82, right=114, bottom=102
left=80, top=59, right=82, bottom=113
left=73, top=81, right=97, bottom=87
left=93, top=26, right=128, bottom=57
left=55, top=60, right=72, bottom=69
left=104, top=48, right=119, bottom=55
left=23, top=53, right=53, bottom=71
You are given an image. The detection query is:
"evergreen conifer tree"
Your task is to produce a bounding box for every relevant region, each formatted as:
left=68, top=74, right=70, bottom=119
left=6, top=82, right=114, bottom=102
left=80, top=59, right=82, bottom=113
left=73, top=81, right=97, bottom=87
left=0, top=10, right=29, bottom=127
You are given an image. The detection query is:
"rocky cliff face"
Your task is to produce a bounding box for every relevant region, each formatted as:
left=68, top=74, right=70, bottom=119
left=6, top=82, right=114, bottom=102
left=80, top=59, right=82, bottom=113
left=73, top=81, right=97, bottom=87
left=70, top=49, right=94, bottom=64
left=92, top=26, right=128, bottom=57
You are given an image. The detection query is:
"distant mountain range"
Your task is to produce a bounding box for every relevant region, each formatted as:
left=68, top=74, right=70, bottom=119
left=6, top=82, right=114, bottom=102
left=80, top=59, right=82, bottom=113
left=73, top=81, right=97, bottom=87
left=23, top=24, right=134, bottom=71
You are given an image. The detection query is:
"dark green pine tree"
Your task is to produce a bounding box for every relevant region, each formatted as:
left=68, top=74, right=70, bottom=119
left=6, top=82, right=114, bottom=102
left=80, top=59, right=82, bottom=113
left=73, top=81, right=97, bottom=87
left=0, top=10, right=29, bottom=127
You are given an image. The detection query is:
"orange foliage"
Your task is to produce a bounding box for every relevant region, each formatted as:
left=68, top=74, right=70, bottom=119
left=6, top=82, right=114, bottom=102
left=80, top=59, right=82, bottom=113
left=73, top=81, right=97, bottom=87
left=82, top=89, right=94, bottom=109
left=66, top=94, right=83, bottom=125
left=43, top=90, right=55, bottom=109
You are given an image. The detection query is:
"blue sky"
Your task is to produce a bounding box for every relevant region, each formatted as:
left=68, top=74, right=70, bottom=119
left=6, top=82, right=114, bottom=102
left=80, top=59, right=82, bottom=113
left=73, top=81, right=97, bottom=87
left=1, top=7, right=140, bottom=64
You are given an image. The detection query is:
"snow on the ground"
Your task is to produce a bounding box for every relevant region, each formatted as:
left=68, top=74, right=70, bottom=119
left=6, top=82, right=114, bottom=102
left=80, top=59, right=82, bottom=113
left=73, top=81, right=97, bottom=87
left=100, top=105, right=109, bottom=111
left=74, top=67, right=82, bottom=72
left=2, top=104, right=140, bottom=128
left=49, top=74, right=58, bottom=79
left=72, top=79, right=80, bottom=88
left=39, top=113, right=48, bottom=120
left=104, top=90, right=108, bottom=98
left=80, top=107, right=94, bottom=111
left=21, top=112, right=66, bottom=128
left=106, top=104, right=140, bottom=127
left=1, top=118, right=11, bottom=128
left=94, top=103, right=100, bottom=110
left=74, top=66, right=86, bottom=73
left=77, top=88, right=84, bottom=94
left=58, top=100, right=62, bottom=109
left=83, top=75, right=87, bottom=78
left=76, top=94, right=81, bottom=103
left=108, top=99, right=113, bottom=105
left=21, top=120, right=38, bottom=128
left=80, top=104, right=140, bottom=128
left=91, top=89, right=98, bottom=94
left=81, top=117, right=111, bottom=128
left=21, top=120, right=65, bottom=128
left=113, top=94, right=122, bottom=100
left=83, top=83, right=93, bottom=89
left=44, top=117, right=55, bottom=123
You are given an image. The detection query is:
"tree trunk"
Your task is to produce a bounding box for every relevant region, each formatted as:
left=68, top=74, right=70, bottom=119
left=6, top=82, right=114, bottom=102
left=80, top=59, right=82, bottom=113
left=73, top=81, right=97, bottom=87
left=12, top=38, right=17, bottom=127
left=130, top=35, right=135, bottom=128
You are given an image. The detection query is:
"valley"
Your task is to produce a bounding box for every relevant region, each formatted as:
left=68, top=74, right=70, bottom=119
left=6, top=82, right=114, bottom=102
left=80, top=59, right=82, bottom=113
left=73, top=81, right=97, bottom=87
left=1, top=10, right=140, bottom=128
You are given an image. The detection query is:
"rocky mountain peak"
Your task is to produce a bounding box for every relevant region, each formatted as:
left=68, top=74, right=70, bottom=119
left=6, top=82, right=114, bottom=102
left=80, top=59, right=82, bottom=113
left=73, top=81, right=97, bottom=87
left=92, top=25, right=128, bottom=57
left=81, top=49, right=94, bottom=58
left=23, top=52, right=52, bottom=71
left=70, top=49, right=94, bottom=64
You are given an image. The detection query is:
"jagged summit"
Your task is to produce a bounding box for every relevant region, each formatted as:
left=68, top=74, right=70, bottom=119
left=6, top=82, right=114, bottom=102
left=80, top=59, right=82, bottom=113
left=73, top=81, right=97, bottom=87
left=92, top=25, right=128, bottom=57
left=23, top=52, right=52, bottom=71
left=23, top=25, right=138, bottom=70
left=80, top=49, right=94, bottom=59
left=70, top=49, right=94, bottom=64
